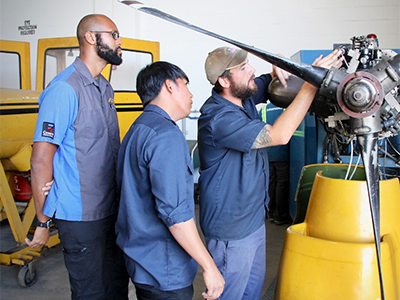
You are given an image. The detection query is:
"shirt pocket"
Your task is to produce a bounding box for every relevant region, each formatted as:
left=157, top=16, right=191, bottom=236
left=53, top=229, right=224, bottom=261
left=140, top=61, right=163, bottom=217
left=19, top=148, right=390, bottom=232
left=81, top=109, right=105, bottom=139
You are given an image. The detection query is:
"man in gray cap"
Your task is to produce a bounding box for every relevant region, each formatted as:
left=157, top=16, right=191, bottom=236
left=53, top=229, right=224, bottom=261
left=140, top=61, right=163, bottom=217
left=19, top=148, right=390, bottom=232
left=197, top=46, right=343, bottom=300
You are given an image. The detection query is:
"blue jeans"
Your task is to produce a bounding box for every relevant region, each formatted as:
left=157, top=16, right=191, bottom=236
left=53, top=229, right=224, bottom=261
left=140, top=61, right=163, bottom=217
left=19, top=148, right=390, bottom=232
left=206, top=225, right=266, bottom=300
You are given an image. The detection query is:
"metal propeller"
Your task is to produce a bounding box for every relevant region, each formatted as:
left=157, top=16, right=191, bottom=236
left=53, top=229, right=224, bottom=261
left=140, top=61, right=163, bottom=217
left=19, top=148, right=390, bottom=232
left=357, top=131, right=384, bottom=299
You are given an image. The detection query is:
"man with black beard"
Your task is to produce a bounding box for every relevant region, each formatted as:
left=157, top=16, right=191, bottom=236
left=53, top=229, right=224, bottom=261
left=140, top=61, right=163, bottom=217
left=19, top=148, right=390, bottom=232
left=198, top=46, right=343, bottom=300
left=27, top=14, right=129, bottom=299
left=95, top=32, right=123, bottom=65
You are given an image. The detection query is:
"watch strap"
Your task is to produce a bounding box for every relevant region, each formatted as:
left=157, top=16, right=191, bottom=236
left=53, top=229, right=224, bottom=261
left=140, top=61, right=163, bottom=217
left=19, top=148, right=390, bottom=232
left=37, top=219, right=53, bottom=229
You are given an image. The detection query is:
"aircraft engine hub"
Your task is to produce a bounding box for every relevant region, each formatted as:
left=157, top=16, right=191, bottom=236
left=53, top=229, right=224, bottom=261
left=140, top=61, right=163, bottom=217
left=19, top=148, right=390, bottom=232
left=337, top=71, right=383, bottom=118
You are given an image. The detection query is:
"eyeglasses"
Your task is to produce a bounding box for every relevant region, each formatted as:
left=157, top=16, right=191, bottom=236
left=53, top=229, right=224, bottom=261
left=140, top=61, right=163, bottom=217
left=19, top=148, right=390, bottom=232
left=90, top=30, right=120, bottom=40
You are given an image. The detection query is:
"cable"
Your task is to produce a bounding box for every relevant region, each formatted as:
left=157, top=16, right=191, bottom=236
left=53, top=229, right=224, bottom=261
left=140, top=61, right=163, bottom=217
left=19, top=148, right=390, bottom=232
left=349, top=154, right=361, bottom=180
left=387, top=138, right=400, bottom=156
left=345, top=137, right=354, bottom=180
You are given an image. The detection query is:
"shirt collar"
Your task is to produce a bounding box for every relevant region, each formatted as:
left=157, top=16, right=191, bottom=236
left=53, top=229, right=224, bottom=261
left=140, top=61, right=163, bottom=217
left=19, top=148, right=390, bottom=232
left=208, top=88, right=256, bottom=119
left=211, top=88, right=252, bottom=111
left=73, top=57, right=110, bottom=89
left=144, top=104, right=177, bottom=125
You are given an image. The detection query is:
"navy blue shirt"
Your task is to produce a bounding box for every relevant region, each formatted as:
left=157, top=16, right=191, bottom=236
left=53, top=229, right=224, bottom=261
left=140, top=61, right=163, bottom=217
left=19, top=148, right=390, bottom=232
left=115, top=105, right=197, bottom=291
left=33, top=58, right=120, bottom=221
left=198, top=74, right=272, bottom=241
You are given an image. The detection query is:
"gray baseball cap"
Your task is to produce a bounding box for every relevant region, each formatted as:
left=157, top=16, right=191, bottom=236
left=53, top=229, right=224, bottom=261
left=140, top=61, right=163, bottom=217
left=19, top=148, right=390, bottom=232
left=205, top=47, right=248, bottom=85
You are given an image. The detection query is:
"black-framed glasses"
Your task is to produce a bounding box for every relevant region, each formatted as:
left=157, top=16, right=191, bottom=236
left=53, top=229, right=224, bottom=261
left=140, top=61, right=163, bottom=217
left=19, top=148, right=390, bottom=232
left=90, top=30, right=120, bottom=40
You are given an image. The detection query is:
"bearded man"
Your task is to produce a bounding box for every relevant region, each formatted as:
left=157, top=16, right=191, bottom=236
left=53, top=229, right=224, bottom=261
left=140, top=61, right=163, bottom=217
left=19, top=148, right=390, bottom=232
left=27, top=14, right=129, bottom=300
left=197, top=46, right=343, bottom=300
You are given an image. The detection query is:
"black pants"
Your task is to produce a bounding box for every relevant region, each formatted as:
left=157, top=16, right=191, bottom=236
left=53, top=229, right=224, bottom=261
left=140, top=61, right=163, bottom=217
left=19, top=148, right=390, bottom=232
left=268, top=161, right=292, bottom=222
left=55, top=214, right=129, bottom=300
left=135, top=283, right=194, bottom=300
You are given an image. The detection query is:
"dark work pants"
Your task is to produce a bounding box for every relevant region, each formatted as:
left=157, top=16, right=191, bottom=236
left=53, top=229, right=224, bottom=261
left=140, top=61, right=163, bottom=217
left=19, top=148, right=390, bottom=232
left=268, top=161, right=292, bottom=222
left=134, top=283, right=194, bottom=300
left=55, top=214, right=129, bottom=300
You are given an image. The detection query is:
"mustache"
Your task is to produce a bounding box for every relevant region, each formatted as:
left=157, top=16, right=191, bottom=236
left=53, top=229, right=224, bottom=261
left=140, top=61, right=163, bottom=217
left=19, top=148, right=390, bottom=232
left=249, top=75, right=255, bottom=84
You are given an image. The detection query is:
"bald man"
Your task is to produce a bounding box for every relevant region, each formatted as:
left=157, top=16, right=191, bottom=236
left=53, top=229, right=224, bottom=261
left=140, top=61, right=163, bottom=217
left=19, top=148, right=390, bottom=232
left=26, top=14, right=129, bottom=299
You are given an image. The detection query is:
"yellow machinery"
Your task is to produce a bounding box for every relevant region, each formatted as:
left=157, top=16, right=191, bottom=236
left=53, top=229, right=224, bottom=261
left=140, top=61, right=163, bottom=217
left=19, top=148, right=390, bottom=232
left=0, top=40, right=58, bottom=286
left=274, top=164, right=400, bottom=299
left=0, top=88, right=58, bottom=287
left=0, top=37, right=159, bottom=286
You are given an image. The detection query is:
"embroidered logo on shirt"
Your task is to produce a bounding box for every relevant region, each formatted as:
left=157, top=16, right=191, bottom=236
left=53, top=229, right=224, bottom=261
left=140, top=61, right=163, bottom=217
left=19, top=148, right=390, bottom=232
left=42, top=122, right=55, bottom=139
left=108, top=98, right=116, bottom=111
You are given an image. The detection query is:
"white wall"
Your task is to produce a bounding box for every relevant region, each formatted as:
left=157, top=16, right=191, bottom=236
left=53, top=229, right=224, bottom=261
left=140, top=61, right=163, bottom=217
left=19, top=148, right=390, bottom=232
left=1, top=0, right=399, bottom=139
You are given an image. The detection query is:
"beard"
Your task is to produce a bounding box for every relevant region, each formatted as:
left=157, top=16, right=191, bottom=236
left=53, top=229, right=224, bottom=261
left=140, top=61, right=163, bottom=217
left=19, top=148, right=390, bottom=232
left=229, top=77, right=258, bottom=100
left=96, top=35, right=122, bottom=66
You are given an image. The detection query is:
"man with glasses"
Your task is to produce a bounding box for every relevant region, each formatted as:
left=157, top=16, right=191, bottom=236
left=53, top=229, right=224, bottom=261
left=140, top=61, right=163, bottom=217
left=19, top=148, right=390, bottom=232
left=26, top=14, right=129, bottom=299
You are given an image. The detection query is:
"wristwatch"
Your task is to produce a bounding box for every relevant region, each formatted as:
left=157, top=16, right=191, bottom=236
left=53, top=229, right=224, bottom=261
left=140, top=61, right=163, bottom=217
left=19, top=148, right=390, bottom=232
left=37, top=219, right=53, bottom=229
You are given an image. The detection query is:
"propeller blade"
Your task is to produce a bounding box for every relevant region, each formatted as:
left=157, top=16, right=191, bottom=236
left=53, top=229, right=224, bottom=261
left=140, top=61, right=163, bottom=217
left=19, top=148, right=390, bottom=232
left=118, top=0, right=329, bottom=88
left=357, top=132, right=385, bottom=300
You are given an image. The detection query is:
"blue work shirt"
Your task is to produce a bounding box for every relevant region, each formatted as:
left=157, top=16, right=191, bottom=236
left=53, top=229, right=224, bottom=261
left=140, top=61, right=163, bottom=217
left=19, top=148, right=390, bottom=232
left=198, top=74, right=272, bottom=241
left=115, top=104, right=197, bottom=291
left=33, top=58, right=120, bottom=221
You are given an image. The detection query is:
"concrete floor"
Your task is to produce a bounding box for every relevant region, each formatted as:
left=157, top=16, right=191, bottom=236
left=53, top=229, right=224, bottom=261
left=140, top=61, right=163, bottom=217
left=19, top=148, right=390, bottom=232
left=0, top=205, right=289, bottom=300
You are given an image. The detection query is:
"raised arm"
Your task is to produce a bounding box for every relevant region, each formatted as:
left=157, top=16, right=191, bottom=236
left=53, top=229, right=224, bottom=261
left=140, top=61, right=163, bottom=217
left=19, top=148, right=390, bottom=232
left=270, top=53, right=291, bottom=88
left=252, top=49, right=343, bottom=149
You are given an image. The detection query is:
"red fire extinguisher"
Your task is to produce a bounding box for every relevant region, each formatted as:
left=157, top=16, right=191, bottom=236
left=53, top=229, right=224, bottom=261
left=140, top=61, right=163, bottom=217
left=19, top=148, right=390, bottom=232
left=14, top=172, right=32, bottom=201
